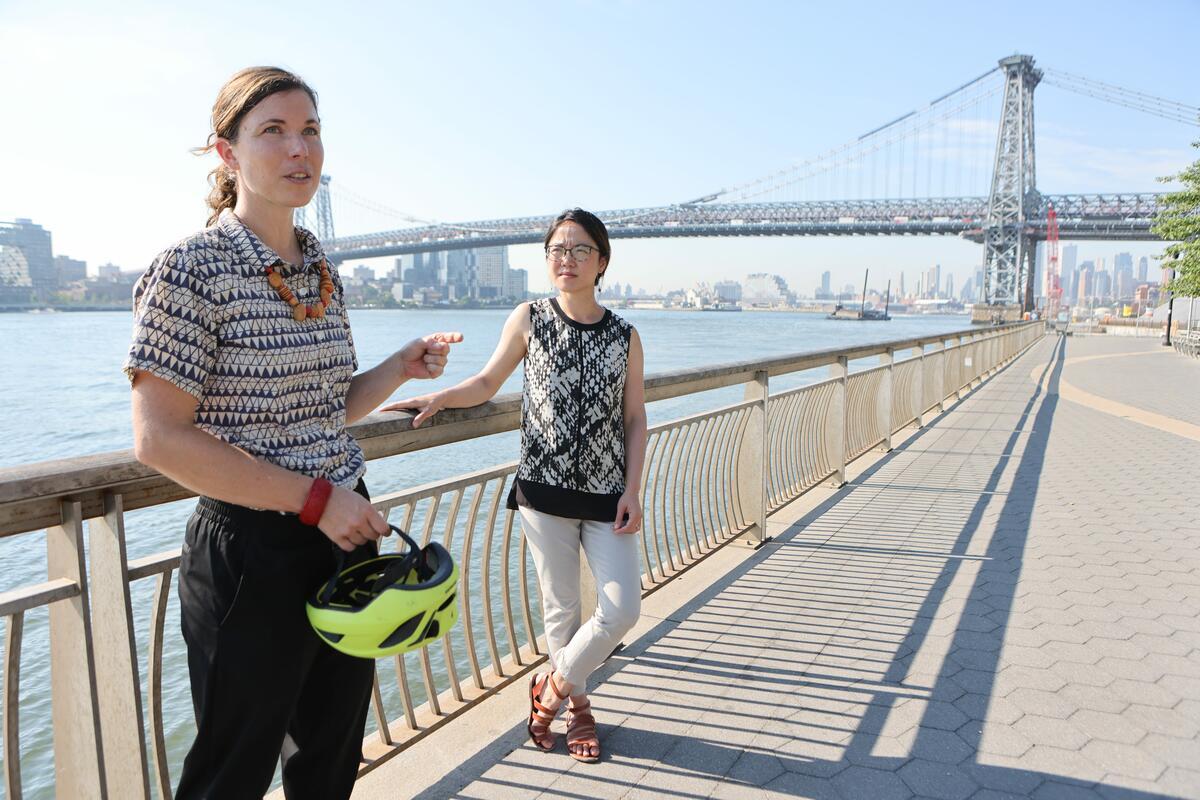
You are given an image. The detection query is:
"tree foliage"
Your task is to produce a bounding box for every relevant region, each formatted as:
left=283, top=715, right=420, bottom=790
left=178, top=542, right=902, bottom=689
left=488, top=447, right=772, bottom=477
left=1153, top=138, right=1200, bottom=297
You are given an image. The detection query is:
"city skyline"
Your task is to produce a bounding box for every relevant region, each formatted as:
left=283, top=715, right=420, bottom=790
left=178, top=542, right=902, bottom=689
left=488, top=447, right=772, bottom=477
left=0, top=211, right=1175, bottom=310
left=1, top=1, right=1196, bottom=295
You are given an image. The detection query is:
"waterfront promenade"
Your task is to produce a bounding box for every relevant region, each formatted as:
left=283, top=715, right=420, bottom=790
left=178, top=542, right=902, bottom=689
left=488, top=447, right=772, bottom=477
left=350, top=335, right=1200, bottom=799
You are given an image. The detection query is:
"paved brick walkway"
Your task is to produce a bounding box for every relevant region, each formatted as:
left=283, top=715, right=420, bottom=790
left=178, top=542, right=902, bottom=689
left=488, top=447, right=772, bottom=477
left=1056, top=337, right=1200, bottom=428
left=396, top=335, right=1200, bottom=800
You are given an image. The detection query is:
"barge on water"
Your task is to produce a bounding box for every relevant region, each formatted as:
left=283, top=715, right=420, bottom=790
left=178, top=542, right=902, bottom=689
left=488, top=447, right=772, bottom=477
left=828, top=270, right=891, bottom=321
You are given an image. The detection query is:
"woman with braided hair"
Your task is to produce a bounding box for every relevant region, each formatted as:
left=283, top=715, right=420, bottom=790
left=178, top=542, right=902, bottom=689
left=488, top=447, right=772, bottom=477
left=125, top=66, right=460, bottom=798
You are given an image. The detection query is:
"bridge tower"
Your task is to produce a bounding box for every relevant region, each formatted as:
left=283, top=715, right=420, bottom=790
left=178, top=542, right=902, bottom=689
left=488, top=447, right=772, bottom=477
left=978, top=54, right=1042, bottom=321
left=313, top=175, right=336, bottom=245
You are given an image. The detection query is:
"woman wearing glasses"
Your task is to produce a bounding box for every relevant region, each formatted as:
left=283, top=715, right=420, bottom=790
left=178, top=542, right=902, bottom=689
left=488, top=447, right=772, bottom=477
left=384, top=208, right=646, bottom=763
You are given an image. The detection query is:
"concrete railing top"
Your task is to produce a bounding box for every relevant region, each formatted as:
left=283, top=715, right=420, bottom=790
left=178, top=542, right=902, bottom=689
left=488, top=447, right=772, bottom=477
left=0, top=321, right=1035, bottom=537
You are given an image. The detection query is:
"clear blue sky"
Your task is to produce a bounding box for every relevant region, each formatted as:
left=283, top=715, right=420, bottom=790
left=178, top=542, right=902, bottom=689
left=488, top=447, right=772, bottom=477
left=1, top=0, right=1196, bottom=294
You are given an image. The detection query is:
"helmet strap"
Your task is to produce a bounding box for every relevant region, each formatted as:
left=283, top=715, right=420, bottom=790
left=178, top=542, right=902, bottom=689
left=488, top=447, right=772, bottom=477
left=315, top=525, right=426, bottom=605
left=318, top=547, right=347, bottom=606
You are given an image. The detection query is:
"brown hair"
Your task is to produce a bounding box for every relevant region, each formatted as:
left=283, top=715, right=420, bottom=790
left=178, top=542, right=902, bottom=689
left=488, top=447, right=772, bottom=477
left=543, top=208, right=611, bottom=286
left=194, top=67, right=319, bottom=225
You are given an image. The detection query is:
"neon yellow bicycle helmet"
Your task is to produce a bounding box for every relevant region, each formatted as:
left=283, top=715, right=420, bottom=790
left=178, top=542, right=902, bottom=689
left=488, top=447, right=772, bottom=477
left=306, top=525, right=459, bottom=659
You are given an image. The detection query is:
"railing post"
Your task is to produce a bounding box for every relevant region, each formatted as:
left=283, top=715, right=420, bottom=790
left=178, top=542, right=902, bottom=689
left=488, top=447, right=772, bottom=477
left=934, top=341, right=947, bottom=413
left=879, top=348, right=895, bottom=451
left=88, top=493, right=150, bottom=800
left=829, top=357, right=848, bottom=487
left=913, top=345, right=925, bottom=428
left=960, top=334, right=973, bottom=395
left=48, top=501, right=106, bottom=799
left=737, top=369, right=770, bottom=546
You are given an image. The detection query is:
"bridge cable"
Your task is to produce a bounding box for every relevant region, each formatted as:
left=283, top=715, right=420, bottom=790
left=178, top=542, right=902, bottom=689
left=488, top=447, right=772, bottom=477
left=730, top=81, right=1003, bottom=202
left=694, top=67, right=1001, bottom=204
left=1042, top=68, right=1199, bottom=126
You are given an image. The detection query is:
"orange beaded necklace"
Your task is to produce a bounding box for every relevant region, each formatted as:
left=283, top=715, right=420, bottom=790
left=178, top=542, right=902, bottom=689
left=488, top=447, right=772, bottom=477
left=266, top=258, right=334, bottom=322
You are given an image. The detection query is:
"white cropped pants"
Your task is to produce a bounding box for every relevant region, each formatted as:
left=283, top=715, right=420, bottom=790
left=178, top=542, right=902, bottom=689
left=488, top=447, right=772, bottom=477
left=518, top=507, right=642, bottom=689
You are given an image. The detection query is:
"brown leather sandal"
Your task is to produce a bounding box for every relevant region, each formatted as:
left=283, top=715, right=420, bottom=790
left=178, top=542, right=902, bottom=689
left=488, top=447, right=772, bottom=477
left=527, top=672, right=567, bottom=752
left=565, top=699, right=601, bottom=763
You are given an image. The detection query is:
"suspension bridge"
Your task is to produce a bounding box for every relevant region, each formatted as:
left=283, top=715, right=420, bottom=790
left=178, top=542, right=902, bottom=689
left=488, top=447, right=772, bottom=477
left=301, top=55, right=1198, bottom=316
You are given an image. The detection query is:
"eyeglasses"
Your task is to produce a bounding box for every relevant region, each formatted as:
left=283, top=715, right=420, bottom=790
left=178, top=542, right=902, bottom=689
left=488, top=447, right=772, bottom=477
left=545, top=244, right=598, bottom=262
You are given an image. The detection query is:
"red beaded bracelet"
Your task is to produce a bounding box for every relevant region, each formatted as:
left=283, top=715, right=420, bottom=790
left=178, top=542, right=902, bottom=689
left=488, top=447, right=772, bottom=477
left=299, top=477, right=333, bottom=526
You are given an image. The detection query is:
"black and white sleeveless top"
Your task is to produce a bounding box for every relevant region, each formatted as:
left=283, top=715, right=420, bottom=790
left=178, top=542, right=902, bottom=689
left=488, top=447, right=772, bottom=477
left=507, top=298, right=634, bottom=521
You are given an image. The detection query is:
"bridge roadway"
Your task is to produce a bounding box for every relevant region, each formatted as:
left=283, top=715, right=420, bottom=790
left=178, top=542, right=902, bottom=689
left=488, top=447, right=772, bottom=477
left=344, top=335, right=1200, bottom=800
left=326, top=193, right=1165, bottom=259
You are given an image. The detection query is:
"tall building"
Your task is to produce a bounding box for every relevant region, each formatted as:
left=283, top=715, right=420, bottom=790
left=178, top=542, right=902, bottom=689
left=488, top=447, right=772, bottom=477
left=714, top=281, right=742, bottom=303
left=1061, top=244, right=1078, bottom=301
left=1077, top=261, right=1095, bottom=301
left=54, top=255, right=86, bottom=284
left=946, top=273, right=955, bottom=300
left=0, top=246, right=34, bottom=303
left=0, top=219, right=55, bottom=299
left=743, top=274, right=791, bottom=306
left=815, top=270, right=833, bottom=300
left=1137, top=255, right=1149, bottom=283
left=503, top=267, right=528, bottom=301
left=475, top=247, right=509, bottom=299
left=926, top=264, right=942, bottom=299
left=444, top=249, right=474, bottom=298
left=1113, top=252, right=1134, bottom=300
left=405, top=252, right=441, bottom=288
left=389, top=256, right=409, bottom=280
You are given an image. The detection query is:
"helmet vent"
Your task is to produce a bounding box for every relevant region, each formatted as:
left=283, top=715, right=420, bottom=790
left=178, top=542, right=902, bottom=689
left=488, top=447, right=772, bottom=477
left=318, top=630, right=344, bottom=644
left=380, top=614, right=424, bottom=649
left=422, top=620, right=440, bottom=640
left=436, top=592, right=457, bottom=612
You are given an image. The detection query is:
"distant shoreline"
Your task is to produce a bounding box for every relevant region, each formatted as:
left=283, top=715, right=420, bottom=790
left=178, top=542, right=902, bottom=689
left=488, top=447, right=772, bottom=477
left=0, top=303, right=970, bottom=317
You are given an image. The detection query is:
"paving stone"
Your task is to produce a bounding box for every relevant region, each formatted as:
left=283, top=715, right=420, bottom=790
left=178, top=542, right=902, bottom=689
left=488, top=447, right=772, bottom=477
left=1055, top=685, right=1129, bottom=715
left=1081, top=739, right=1167, bottom=782
left=896, top=761, right=977, bottom=800
left=1067, top=709, right=1147, bottom=745
left=1106, top=679, right=1182, bottom=710
left=1007, top=687, right=1078, bottom=720
left=1012, top=714, right=1090, bottom=750
left=726, top=750, right=786, bottom=788
left=970, top=722, right=1033, bottom=757
left=959, top=760, right=1043, bottom=795
left=709, top=778, right=770, bottom=800
left=1153, top=767, right=1200, bottom=799
left=972, top=790, right=1036, bottom=800
left=1031, top=781, right=1104, bottom=799
left=831, top=766, right=914, bottom=800
left=763, top=770, right=841, bottom=799
left=1138, top=733, right=1200, bottom=770
left=1017, top=744, right=1107, bottom=783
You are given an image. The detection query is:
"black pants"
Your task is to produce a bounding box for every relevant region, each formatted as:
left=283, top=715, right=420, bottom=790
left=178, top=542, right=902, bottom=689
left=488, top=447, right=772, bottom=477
left=175, top=482, right=377, bottom=800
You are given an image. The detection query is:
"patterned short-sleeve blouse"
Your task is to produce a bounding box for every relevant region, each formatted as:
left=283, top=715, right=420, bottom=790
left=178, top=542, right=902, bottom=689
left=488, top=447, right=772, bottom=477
left=123, top=209, right=366, bottom=489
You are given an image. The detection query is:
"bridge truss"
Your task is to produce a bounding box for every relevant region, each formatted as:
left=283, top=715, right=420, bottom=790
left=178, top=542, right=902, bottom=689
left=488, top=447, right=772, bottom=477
left=325, top=193, right=1166, bottom=261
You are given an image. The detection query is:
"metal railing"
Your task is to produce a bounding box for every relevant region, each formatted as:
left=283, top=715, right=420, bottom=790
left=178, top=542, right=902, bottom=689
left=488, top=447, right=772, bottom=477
left=0, top=321, right=1043, bottom=799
